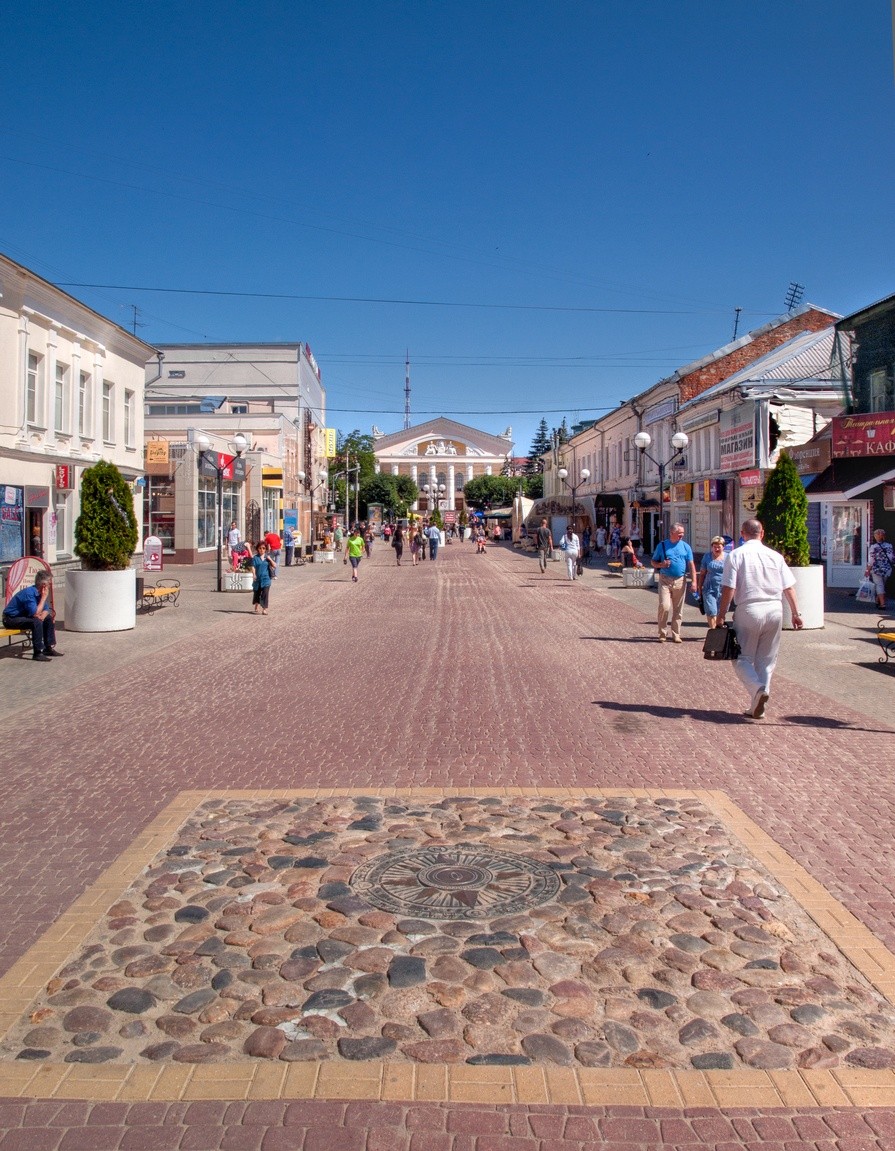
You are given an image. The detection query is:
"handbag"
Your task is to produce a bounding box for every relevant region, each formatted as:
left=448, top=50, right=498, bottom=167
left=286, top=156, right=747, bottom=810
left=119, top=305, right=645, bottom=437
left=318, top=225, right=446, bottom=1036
left=702, top=623, right=740, bottom=661
left=857, top=577, right=876, bottom=604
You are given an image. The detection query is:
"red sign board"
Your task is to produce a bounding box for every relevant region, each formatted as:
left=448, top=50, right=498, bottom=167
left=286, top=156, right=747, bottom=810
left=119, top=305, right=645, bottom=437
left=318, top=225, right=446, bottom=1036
left=739, top=469, right=763, bottom=487
left=832, top=412, right=895, bottom=458
left=55, top=465, right=72, bottom=490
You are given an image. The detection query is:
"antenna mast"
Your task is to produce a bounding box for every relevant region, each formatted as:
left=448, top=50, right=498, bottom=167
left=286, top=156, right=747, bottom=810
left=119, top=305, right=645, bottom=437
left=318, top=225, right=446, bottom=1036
left=403, top=349, right=411, bottom=430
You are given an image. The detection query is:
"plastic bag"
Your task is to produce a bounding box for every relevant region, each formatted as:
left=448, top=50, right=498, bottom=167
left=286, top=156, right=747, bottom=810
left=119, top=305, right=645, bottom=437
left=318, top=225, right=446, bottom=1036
left=856, top=577, right=876, bottom=604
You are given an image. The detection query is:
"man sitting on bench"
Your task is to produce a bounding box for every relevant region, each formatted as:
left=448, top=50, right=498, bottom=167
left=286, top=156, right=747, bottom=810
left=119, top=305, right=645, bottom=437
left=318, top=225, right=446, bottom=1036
left=2, top=571, right=63, bottom=662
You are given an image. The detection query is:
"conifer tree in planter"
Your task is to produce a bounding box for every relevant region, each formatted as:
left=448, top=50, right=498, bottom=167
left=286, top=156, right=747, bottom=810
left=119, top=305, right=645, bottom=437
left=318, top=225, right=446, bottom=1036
left=65, top=460, right=139, bottom=632
left=756, top=451, right=823, bottom=628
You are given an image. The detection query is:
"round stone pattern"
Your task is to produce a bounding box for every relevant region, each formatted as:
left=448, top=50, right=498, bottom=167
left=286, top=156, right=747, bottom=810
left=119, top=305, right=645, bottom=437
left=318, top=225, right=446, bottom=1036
left=350, top=845, right=561, bottom=920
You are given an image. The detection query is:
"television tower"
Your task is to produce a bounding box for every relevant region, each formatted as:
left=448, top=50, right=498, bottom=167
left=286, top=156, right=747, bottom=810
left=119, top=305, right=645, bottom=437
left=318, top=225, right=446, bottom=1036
left=403, top=350, right=411, bottom=429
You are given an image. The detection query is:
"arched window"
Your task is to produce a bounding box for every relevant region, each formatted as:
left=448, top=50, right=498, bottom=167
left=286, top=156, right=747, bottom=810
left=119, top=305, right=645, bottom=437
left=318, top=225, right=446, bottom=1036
left=455, top=473, right=464, bottom=491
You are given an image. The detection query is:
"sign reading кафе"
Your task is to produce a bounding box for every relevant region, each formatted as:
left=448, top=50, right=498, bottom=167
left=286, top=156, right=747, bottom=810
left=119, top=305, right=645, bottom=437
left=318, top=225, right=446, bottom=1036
left=832, top=412, right=895, bottom=458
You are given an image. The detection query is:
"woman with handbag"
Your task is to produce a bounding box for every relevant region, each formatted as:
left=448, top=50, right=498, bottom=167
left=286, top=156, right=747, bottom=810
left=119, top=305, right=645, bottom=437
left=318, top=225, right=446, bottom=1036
left=866, top=529, right=894, bottom=610
left=697, top=536, right=726, bottom=628
left=250, top=541, right=274, bottom=615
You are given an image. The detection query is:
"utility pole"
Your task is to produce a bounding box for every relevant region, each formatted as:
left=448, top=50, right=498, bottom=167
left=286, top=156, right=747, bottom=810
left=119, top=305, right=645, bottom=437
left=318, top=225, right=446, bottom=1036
left=404, top=350, right=411, bottom=430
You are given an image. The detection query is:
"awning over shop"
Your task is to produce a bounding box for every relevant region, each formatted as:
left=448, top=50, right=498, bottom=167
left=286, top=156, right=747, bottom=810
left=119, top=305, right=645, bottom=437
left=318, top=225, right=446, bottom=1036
left=805, top=457, right=895, bottom=500
left=594, top=493, right=625, bottom=511
left=485, top=506, right=513, bottom=519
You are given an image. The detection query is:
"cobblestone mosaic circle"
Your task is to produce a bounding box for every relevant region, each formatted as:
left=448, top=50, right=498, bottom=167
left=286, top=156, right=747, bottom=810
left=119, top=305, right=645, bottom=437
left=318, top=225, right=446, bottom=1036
left=350, top=845, right=561, bottom=920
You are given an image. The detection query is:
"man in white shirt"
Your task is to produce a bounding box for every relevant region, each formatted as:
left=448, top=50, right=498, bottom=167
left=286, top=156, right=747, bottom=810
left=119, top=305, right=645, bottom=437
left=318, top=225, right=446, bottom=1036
left=717, top=518, right=803, bottom=719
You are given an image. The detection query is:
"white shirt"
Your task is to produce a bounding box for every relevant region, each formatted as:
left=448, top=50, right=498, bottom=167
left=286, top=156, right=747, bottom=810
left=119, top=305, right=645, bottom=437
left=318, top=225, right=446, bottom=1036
left=562, top=532, right=580, bottom=555
left=721, top=539, right=795, bottom=604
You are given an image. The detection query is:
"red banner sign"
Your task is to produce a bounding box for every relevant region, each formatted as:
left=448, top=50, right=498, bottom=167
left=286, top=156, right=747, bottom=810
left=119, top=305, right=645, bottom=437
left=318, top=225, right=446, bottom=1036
left=55, top=465, right=71, bottom=490
left=832, top=412, right=895, bottom=458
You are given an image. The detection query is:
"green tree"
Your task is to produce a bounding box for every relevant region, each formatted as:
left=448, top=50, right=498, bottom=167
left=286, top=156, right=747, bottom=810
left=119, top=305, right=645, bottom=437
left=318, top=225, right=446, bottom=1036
left=552, top=417, right=570, bottom=447
left=463, top=475, right=519, bottom=510
left=523, top=473, right=543, bottom=499
left=525, top=418, right=552, bottom=475
left=756, top=451, right=810, bottom=567
left=74, top=460, right=139, bottom=570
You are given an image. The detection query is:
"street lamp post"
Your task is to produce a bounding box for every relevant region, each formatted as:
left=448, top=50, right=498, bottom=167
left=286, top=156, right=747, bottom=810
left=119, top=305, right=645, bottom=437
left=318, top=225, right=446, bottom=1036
left=556, top=466, right=590, bottom=531
left=422, top=482, right=446, bottom=515
left=633, top=430, right=688, bottom=540
left=298, top=468, right=328, bottom=560
left=196, top=432, right=248, bottom=592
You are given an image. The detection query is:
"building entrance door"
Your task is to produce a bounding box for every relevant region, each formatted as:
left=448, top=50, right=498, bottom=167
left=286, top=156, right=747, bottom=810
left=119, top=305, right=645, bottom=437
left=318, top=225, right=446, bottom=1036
left=827, top=502, right=867, bottom=588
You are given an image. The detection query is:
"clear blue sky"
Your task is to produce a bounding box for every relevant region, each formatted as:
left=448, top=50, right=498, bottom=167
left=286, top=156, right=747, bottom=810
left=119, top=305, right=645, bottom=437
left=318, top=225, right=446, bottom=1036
left=2, top=1, right=893, bottom=456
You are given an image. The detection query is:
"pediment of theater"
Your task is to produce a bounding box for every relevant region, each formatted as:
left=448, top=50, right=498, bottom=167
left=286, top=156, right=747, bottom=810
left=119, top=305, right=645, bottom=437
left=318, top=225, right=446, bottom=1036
left=373, top=418, right=512, bottom=461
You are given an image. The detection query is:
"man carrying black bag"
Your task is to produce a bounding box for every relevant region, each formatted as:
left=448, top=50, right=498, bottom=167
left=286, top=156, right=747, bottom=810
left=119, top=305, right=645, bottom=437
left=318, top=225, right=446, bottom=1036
left=716, top=518, right=803, bottom=720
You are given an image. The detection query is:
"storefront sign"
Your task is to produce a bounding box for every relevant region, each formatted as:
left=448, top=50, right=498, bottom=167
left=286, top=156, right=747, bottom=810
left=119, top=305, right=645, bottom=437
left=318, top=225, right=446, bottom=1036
left=831, top=412, right=895, bottom=458
left=738, top=469, right=763, bottom=487
left=670, top=483, right=693, bottom=502
left=143, top=535, right=163, bottom=572
left=146, top=440, right=169, bottom=464
left=198, top=452, right=247, bottom=481
left=645, top=398, right=677, bottom=425
left=324, top=428, right=337, bottom=457
left=695, top=479, right=726, bottom=502
left=681, top=409, right=720, bottom=433
left=25, top=486, right=50, bottom=508
left=788, top=439, right=832, bottom=475
left=55, top=465, right=72, bottom=490
left=719, top=407, right=756, bottom=471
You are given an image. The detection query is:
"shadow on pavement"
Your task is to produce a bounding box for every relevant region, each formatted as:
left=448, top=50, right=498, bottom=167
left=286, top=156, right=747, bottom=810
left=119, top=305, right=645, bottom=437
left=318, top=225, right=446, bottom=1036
left=598, top=701, right=742, bottom=724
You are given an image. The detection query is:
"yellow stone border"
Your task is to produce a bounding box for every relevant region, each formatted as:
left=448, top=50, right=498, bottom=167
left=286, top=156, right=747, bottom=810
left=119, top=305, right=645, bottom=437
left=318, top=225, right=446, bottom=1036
left=1, top=786, right=895, bottom=1107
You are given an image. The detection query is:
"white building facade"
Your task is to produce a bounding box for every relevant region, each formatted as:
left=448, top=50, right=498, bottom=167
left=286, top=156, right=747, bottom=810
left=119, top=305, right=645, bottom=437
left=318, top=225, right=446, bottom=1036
left=0, top=253, right=154, bottom=576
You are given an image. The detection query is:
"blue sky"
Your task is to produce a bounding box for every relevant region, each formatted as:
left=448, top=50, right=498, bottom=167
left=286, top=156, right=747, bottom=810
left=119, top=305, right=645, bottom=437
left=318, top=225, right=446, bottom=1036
left=2, top=2, right=893, bottom=456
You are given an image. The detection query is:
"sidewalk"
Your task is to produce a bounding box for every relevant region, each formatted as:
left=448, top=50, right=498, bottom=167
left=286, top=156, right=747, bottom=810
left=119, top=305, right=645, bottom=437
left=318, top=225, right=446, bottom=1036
left=0, top=542, right=894, bottom=1149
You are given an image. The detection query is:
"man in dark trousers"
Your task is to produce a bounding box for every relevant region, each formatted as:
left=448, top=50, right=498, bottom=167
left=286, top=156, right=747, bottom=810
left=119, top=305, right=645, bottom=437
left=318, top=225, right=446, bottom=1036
left=536, top=518, right=553, bottom=573
left=3, top=571, right=63, bottom=662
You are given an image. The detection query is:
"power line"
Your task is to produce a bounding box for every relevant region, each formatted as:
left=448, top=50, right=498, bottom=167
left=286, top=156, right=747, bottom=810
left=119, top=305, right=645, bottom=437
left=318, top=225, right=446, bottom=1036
left=57, top=281, right=746, bottom=317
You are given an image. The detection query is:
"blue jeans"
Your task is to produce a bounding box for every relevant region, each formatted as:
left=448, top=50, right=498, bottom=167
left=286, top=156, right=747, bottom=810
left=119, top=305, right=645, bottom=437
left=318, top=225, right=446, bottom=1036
left=3, top=612, right=57, bottom=653
left=429, top=539, right=438, bottom=559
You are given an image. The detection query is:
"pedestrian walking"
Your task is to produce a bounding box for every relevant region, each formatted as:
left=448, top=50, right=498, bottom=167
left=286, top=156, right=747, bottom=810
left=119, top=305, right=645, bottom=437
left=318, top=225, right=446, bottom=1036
left=283, top=525, right=295, bottom=566
left=609, top=524, right=622, bottom=559
left=535, top=518, right=553, bottom=573
left=865, top=528, right=894, bottom=609
left=364, top=526, right=374, bottom=558
left=717, top=518, right=803, bottom=719
left=263, top=529, right=282, bottom=576
left=344, top=526, right=365, bottom=582
left=410, top=526, right=422, bottom=566
left=651, top=522, right=697, bottom=642
left=560, top=524, right=581, bottom=580
left=595, top=525, right=607, bottom=555
left=392, top=523, right=404, bottom=566
left=427, top=521, right=440, bottom=560
left=696, top=535, right=726, bottom=628
left=250, top=541, right=274, bottom=615
left=227, top=520, right=243, bottom=569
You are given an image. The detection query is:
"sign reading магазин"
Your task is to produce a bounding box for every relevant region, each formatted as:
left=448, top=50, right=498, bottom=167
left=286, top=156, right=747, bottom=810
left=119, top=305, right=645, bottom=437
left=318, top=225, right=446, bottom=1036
left=719, top=408, right=755, bottom=471
left=832, top=412, right=895, bottom=458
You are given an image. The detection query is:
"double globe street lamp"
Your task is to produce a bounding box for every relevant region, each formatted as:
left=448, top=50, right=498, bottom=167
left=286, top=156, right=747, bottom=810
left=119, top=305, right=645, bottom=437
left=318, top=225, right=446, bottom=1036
left=633, top=430, right=689, bottom=539
left=422, top=482, right=446, bottom=513
left=298, top=468, right=329, bottom=560
left=556, top=466, right=590, bottom=526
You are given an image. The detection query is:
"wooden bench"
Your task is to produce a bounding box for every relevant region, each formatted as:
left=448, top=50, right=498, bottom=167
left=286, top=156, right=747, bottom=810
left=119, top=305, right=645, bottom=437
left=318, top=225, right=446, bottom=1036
left=0, top=626, right=31, bottom=652
left=607, top=561, right=623, bottom=575
left=877, top=619, right=895, bottom=664
left=140, top=580, right=180, bottom=611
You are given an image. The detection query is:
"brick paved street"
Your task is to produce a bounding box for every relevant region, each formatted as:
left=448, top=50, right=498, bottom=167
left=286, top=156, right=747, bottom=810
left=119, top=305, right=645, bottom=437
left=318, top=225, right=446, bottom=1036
left=1, top=541, right=894, bottom=1147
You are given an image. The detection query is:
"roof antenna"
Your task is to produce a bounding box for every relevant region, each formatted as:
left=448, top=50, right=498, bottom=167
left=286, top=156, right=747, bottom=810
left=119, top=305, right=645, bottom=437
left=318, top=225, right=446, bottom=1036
left=404, top=349, right=411, bottom=430
left=784, top=282, right=805, bottom=312
left=732, top=306, right=742, bottom=340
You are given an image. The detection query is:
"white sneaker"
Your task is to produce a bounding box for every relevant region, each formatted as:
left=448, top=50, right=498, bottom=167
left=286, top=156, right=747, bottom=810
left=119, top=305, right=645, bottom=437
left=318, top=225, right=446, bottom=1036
left=751, top=690, right=769, bottom=719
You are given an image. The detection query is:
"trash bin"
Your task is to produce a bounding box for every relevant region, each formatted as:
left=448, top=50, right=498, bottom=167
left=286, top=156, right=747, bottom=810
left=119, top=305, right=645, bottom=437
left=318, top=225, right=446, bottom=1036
left=135, top=575, right=144, bottom=601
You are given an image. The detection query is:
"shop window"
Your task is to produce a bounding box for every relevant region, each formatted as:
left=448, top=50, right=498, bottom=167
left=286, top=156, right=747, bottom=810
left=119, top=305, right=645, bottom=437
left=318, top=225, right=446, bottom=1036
left=145, top=477, right=176, bottom=551
left=869, top=368, right=894, bottom=413
left=197, top=478, right=217, bottom=549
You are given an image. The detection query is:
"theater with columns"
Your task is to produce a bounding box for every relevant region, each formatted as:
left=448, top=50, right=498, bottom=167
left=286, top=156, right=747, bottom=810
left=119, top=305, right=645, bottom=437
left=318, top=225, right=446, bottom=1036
left=372, top=418, right=514, bottom=514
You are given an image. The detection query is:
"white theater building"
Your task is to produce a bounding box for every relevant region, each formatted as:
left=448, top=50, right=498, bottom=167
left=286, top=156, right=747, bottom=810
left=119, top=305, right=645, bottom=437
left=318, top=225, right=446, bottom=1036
left=372, top=418, right=514, bottom=513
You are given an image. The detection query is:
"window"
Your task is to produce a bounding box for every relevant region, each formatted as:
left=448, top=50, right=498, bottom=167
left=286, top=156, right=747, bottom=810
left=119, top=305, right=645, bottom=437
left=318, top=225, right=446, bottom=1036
left=454, top=473, right=464, bottom=491
left=26, top=352, right=43, bottom=426
left=55, top=362, right=69, bottom=434
left=231, top=404, right=248, bottom=415
left=55, top=494, right=71, bottom=555
left=869, top=369, right=894, bottom=413
left=124, top=390, right=135, bottom=448
left=102, top=382, right=114, bottom=442
left=197, top=478, right=217, bottom=549
left=78, top=372, right=92, bottom=436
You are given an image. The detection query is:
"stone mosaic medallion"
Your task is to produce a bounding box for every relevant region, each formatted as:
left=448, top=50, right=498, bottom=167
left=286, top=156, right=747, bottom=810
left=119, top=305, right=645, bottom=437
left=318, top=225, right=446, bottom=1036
left=3, top=793, right=895, bottom=1072
left=350, top=845, right=561, bottom=919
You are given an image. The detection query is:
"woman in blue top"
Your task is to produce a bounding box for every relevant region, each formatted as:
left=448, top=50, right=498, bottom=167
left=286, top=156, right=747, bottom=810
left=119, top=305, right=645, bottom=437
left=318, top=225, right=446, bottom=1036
left=697, top=535, right=726, bottom=629
left=250, top=541, right=273, bottom=615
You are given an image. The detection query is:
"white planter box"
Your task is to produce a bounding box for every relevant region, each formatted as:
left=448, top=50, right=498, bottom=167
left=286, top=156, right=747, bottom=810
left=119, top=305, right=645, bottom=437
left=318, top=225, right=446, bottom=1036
left=65, top=568, right=136, bottom=632
left=784, top=564, right=825, bottom=630
left=622, top=567, right=654, bottom=588
left=224, top=571, right=254, bottom=592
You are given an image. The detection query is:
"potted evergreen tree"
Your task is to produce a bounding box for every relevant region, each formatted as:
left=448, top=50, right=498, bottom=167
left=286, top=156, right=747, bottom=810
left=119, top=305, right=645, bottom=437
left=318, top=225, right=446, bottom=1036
left=65, top=460, right=139, bottom=632
left=756, top=451, right=824, bottom=629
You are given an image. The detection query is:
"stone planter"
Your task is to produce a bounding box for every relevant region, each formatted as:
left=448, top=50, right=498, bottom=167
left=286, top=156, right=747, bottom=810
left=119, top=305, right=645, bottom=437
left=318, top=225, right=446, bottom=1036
left=622, top=567, right=654, bottom=588
left=65, top=568, right=136, bottom=632
left=784, top=564, right=825, bottom=630
left=224, top=571, right=254, bottom=592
